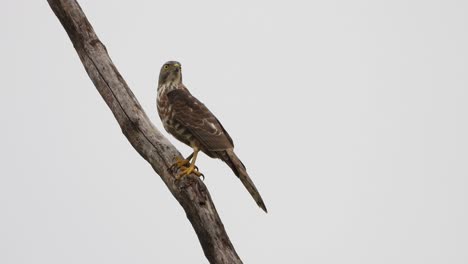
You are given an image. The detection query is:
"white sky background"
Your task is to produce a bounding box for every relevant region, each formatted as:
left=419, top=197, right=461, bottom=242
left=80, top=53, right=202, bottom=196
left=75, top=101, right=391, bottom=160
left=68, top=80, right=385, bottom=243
left=1, top=0, right=468, bottom=263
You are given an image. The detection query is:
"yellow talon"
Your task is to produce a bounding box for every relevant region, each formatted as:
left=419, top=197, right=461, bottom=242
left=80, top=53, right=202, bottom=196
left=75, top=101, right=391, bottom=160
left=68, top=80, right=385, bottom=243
left=171, top=156, right=190, bottom=170
left=173, top=148, right=204, bottom=180
left=176, top=164, right=204, bottom=180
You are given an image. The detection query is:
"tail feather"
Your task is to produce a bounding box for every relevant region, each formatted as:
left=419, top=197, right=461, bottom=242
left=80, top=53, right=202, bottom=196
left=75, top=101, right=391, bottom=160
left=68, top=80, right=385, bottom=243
left=224, top=150, right=267, bottom=212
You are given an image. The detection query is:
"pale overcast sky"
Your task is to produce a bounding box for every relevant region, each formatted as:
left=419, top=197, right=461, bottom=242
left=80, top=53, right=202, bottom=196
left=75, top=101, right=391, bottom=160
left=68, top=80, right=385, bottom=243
left=1, top=0, right=468, bottom=263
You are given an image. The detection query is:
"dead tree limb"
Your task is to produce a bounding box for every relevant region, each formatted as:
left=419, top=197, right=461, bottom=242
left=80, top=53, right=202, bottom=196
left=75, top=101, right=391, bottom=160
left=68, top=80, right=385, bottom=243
left=47, top=0, right=243, bottom=263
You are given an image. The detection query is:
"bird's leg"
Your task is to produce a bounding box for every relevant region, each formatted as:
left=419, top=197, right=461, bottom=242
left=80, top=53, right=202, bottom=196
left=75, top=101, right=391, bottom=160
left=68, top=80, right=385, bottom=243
left=170, top=153, right=193, bottom=170
left=171, top=156, right=190, bottom=169
left=184, top=153, right=201, bottom=171
left=185, top=153, right=194, bottom=161
left=176, top=147, right=204, bottom=179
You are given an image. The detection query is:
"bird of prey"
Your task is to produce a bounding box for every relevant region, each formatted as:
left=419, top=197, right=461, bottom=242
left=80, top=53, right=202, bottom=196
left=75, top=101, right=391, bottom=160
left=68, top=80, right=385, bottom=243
left=156, top=61, right=267, bottom=212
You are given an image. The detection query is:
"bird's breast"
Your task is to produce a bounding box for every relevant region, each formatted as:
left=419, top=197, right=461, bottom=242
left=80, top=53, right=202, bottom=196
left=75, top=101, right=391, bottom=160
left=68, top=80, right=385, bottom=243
left=157, top=84, right=198, bottom=148
left=157, top=91, right=188, bottom=140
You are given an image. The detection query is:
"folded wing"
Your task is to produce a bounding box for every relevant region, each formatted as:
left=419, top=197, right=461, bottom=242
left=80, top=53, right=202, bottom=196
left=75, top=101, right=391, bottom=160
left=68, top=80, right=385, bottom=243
left=167, top=88, right=234, bottom=151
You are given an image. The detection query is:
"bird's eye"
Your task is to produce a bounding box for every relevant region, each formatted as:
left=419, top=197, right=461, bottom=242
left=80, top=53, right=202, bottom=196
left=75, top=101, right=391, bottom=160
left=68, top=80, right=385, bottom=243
left=164, top=65, right=169, bottom=69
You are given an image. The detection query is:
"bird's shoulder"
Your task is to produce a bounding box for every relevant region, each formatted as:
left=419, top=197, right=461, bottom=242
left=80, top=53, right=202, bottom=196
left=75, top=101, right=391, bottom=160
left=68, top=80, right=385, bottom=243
left=166, top=86, right=234, bottom=150
left=167, top=86, right=201, bottom=107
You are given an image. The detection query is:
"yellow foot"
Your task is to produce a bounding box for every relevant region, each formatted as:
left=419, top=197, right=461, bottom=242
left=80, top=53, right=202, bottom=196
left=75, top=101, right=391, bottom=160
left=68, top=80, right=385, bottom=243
left=175, top=164, right=204, bottom=180
left=170, top=157, right=190, bottom=170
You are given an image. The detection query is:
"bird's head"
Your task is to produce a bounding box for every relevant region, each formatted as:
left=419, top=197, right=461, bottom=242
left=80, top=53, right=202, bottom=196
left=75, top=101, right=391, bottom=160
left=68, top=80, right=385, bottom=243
left=158, top=61, right=182, bottom=85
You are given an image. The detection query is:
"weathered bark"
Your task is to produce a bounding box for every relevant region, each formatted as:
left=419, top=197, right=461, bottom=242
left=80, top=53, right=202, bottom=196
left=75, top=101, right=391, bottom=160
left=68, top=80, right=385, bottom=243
left=47, top=1, right=243, bottom=263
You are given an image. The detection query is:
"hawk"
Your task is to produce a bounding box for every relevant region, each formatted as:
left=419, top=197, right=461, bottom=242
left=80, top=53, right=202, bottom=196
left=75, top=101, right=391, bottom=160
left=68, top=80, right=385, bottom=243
left=157, top=61, right=267, bottom=212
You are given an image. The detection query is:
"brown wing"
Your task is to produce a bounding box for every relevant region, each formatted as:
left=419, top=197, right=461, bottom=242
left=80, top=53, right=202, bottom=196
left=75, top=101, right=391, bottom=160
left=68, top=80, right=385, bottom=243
left=167, top=88, right=234, bottom=151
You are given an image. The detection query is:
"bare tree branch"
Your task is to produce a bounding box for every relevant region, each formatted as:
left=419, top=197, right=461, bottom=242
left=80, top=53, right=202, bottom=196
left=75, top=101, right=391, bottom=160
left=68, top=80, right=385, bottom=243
left=47, top=0, right=243, bottom=263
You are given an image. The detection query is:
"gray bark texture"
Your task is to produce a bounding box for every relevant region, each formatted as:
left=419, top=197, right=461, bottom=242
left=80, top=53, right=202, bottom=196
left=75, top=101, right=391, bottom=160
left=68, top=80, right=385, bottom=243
left=47, top=0, right=243, bottom=263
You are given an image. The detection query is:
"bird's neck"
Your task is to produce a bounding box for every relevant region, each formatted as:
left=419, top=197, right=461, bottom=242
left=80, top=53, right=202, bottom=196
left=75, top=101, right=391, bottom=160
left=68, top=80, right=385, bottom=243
left=157, top=82, right=183, bottom=98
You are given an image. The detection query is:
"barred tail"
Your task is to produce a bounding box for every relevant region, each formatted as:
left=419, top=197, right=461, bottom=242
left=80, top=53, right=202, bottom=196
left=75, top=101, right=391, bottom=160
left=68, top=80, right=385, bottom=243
left=224, top=149, right=267, bottom=213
